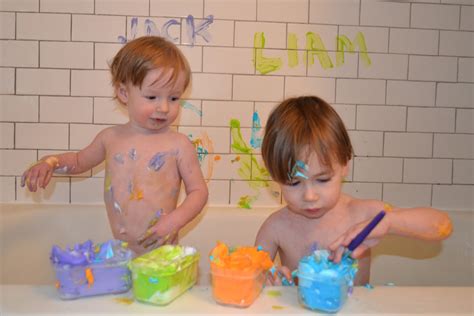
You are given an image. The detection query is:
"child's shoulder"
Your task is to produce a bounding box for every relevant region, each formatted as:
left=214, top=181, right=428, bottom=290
left=345, top=195, right=386, bottom=216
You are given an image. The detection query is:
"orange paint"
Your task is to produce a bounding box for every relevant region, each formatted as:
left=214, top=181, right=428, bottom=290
left=55, top=281, right=60, bottom=289
left=129, top=189, right=144, bottom=201
left=209, top=242, right=273, bottom=307
left=437, top=220, right=453, bottom=238
left=383, top=203, right=393, bottom=212
left=85, top=268, right=94, bottom=288
left=214, top=155, right=221, bottom=161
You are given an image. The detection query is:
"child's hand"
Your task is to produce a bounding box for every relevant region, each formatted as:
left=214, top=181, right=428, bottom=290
left=266, top=265, right=293, bottom=286
left=21, top=157, right=58, bottom=192
left=328, top=215, right=390, bottom=263
left=136, top=210, right=176, bottom=249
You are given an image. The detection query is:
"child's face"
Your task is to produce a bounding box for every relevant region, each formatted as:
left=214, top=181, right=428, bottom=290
left=117, top=68, right=185, bottom=133
left=281, top=152, right=348, bottom=219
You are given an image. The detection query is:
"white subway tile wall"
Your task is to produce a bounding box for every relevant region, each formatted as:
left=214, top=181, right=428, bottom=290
left=0, top=0, right=472, bottom=212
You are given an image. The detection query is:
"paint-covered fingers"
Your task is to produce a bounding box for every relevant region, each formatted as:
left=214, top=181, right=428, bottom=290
left=21, top=161, right=53, bottom=192
left=137, top=229, right=168, bottom=249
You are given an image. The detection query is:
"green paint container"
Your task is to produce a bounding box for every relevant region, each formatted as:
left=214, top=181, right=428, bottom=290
left=129, top=245, right=199, bottom=305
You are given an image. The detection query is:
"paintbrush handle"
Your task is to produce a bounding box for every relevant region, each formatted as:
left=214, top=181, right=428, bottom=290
left=347, top=210, right=386, bottom=252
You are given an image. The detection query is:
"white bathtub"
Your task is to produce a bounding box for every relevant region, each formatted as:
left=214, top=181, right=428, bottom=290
left=1, top=203, right=472, bottom=286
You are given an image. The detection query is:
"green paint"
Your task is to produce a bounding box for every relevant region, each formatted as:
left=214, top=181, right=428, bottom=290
left=287, top=33, right=299, bottom=68
left=238, top=195, right=257, bottom=209
left=305, top=32, right=333, bottom=70
left=253, top=32, right=282, bottom=74
left=266, top=290, right=282, bottom=297
left=230, top=119, right=269, bottom=190
left=336, top=32, right=371, bottom=67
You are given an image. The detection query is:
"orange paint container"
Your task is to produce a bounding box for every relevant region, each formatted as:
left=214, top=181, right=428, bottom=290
left=209, top=242, right=273, bottom=308
left=210, top=265, right=266, bottom=307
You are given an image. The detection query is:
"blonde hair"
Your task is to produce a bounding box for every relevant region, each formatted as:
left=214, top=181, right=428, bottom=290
left=110, top=36, right=191, bottom=100
left=261, top=96, right=353, bottom=184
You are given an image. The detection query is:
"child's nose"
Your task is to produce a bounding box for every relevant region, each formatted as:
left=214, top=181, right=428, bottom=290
left=156, top=100, right=169, bottom=113
left=303, top=186, right=319, bottom=201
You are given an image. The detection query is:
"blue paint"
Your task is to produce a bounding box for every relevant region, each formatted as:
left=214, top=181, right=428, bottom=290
left=180, top=101, right=202, bottom=116
left=250, top=111, right=262, bottom=149
left=148, top=152, right=167, bottom=171
left=185, top=15, right=214, bottom=45
left=128, top=148, right=137, bottom=160
left=288, top=160, right=309, bottom=181
left=113, top=153, right=124, bottom=164
left=297, top=249, right=358, bottom=313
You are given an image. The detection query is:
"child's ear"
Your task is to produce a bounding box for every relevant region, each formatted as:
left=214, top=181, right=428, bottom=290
left=116, top=84, right=128, bottom=104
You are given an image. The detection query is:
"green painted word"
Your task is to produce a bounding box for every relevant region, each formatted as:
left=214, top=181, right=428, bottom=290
left=254, top=31, right=371, bottom=75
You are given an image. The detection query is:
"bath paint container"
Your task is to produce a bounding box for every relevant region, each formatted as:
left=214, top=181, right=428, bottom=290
left=130, top=245, right=199, bottom=305
left=209, top=242, right=273, bottom=308
left=297, top=249, right=358, bottom=313
left=50, top=239, right=132, bottom=300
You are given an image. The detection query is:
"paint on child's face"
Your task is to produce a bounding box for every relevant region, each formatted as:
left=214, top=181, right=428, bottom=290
left=148, top=152, right=167, bottom=171
left=281, top=153, right=347, bottom=219
left=288, top=160, right=309, bottom=181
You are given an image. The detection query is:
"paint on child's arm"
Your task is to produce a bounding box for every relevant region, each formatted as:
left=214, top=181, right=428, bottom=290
left=383, top=202, right=393, bottom=212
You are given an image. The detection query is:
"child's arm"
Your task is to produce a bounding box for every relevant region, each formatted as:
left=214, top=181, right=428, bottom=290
left=21, top=129, right=107, bottom=192
left=255, top=216, right=292, bottom=286
left=329, top=203, right=453, bottom=262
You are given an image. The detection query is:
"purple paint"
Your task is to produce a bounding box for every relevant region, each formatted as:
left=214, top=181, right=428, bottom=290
left=51, top=239, right=132, bottom=300
left=148, top=152, right=167, bottom=171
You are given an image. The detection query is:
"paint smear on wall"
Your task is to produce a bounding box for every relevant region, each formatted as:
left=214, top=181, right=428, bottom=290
left=230, top=119, right=270, bottom=209
left=180, top=100, right=203, bottom=117
left=189, top=131, right=215, bottom=182
left=250, top=111, right=263, bottom=149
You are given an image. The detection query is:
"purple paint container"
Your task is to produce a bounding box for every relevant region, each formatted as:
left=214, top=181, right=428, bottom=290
left=50, top=239, right=132, bottom=300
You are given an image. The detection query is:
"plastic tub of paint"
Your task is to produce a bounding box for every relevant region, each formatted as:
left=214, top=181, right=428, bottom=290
left=129, top=245, right=199, bottom=305
left=209, top=242, right=273, bottom=308
left=50, top=239, right=132, bottom=300
left=210, top=265, right=267, bottom=307
left=296, top=250, right=358, bottom=313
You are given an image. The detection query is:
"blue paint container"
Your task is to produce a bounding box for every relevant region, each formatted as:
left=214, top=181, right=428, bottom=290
left=297, top=250, right=358, bottom=313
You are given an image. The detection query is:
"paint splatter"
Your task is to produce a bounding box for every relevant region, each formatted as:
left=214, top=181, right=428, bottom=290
left=189, top=132, right=215, bottom=181
left=266, top=290, right=282, bottom=297
left=180, top=100, right=202, bottom=116
left=114, top=297, right=134, bottom=305
left=114, top=153, right=124, bottom=164
left=364, top=283, right=374, bottom=289
left=238, top=195, right=257, bottom=209
left=148, top=152, right=167, bottom=171
left=272, top=305, right=285, bottom=310
left=250, top=111, right=263, bottom=149
left=85, top=268, right=94, bottom=288
left=128, top=148, right=137, bottom=160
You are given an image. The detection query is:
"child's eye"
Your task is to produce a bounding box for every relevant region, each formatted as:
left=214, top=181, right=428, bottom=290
left=317, top=178, right=331, bottom=183
left=146, top=96, right=156, bottom=100
left=170, top=96, right=180, bottom=102
left=287, top=180, right=300, bottom=187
